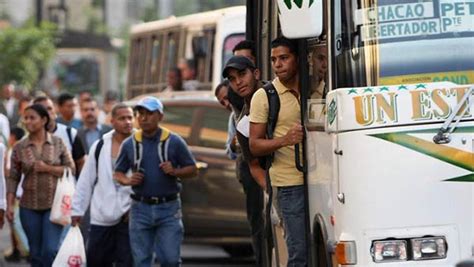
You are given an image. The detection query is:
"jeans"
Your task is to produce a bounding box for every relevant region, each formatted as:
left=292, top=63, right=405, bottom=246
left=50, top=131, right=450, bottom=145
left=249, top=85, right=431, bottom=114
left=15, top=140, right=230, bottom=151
left=129, top=199, right=184, bottom=267
left=277, top=185, right=307, bottom=267
left=237, top=157, right=264, bottom=265
left=87, top=221, right=133, bottom=267
left=20, top=208, right=64, bottom=267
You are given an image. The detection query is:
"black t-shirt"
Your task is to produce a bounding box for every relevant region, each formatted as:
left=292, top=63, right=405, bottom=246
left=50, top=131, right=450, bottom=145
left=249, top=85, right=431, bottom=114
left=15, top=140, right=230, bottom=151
left=53, top=123, right=86, bottom=161
left=71, top=135, right=86, bottom=161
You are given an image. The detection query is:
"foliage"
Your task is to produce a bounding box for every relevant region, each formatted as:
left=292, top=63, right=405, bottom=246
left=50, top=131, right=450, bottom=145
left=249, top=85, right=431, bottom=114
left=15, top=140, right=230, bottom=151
left=116, top=25, right=131, bottom=100
left=85, top=5, right=107, bottom=34
left=0, top=22, right=57, bottom=89
left=91, top=0, right=104, bottom=8
left=170, top=0, right=245, bottom=17
left=142, top=5, right=160, bottom=22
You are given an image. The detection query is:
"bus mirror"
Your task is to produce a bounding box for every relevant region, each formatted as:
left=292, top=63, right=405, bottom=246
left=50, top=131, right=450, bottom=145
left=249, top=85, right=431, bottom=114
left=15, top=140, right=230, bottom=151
left=277, top=0, right=323, bottom=38
left=192, top=36, right=208, bottom=58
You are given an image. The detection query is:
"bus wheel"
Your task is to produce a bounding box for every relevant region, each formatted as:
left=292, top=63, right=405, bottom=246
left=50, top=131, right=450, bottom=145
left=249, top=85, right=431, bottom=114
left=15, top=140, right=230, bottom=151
left=313, top=224, right=332, bottom=267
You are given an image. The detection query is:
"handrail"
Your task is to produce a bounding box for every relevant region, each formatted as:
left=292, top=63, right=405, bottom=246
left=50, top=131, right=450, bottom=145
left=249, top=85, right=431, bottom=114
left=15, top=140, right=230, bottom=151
left=433, top=86, right=473, bottom=144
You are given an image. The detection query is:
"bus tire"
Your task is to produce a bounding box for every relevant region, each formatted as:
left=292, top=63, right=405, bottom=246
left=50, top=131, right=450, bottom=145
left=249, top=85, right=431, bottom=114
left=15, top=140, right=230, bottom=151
left=312, top=215, right=333, bottom=267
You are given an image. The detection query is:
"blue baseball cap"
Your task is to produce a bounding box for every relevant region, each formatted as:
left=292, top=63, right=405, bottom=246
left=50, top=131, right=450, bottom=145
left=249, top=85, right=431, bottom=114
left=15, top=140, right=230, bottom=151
left=135, top=96, right=164, bottom=114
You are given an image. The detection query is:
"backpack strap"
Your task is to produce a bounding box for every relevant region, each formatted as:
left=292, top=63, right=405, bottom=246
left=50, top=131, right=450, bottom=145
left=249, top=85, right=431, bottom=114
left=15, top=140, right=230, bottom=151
left=157, top=127, right=171, bottom=163
left=263, top=82, right=280, bottom=139
left=261, top=82, right=280, bottom=256
left=133, top=127, right=171, bottom=171
left=257, top=83, right=280, bottom=169
left=93, top=138, right=104, bottom=186
left=132, top=130, right=143, bottom=171
left=66, top=126, right=74, bottom=148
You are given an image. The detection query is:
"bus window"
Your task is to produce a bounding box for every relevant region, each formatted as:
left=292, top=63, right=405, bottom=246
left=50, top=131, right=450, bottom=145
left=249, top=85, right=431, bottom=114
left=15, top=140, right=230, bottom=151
left=306, top=40, right=328, bottom=130
left=161, top=31, right=180, bottom=86
left=192, top=35, right=208, bottom=83
left=131, top=38, right=142, bottom=85
left=334, top=0, right=474, bottom=88
left=136, top=38, right=147, bottom=86
left=192, top=27, right=215, bottom=89
left=150, top=36, right=162, bottom=84
left=204, top=28, right=215, bottom=85
left=308, top=42, right=328, bottom=99
left=222, top=34, right=245, bottom=68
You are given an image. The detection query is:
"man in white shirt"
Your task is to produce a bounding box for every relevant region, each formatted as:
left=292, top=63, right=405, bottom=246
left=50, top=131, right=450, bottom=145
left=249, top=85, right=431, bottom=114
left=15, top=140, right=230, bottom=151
left=71, top=103, right=134, bottom=267
left=0, top=84, right=19, bottom=127
left=0, top=113, right=9, bottom=145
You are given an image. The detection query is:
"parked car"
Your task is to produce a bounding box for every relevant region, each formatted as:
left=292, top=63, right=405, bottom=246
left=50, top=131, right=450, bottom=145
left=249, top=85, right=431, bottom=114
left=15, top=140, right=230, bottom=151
left=126, top=91, right=252, bottom=255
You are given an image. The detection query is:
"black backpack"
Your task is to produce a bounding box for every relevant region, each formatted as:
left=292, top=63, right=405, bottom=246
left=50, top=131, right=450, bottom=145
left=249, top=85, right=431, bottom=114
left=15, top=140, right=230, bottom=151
left=260, top=82, right=280, bottom=258
left=258, top=82, right=280, bottom=170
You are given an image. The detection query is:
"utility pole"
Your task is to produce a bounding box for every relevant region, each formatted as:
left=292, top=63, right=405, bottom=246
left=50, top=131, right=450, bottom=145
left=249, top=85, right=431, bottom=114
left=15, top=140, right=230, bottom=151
left=158, top=0, right=174, bottom=19
left=36, top=0, right=43, bottom=26
left=102, top=0, right=107, bottom=28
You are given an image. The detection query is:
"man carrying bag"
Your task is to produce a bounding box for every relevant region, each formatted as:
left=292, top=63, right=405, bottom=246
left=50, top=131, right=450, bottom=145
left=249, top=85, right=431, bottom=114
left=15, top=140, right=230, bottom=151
left=71, top=104, right=135, bottom=267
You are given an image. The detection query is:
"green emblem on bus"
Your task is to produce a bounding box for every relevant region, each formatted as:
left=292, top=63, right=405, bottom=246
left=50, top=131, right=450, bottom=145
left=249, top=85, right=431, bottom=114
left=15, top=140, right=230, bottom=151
left=328, top=99, right=337, bottom=125
left=283, top=0, right=315, bottom=9
left=348, top=88, right=358, bottom=95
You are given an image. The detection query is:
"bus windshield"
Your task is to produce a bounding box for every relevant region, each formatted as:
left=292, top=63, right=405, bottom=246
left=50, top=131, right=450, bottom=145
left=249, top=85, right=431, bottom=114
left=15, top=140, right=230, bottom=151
left=334, top=0, right=474, bottom=89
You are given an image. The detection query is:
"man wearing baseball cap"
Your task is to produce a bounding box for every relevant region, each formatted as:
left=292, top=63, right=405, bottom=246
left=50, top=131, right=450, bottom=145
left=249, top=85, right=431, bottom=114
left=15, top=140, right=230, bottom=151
left=222, top=55, right=267, bottom=266
left=115, top=96, right=197, bottom=267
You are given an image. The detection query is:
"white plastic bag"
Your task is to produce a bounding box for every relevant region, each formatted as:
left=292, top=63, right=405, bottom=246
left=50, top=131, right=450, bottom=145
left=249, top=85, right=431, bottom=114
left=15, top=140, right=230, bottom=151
left=53, top=226, right=86, bottom=267
left=50, top=168, right=75, bottom=225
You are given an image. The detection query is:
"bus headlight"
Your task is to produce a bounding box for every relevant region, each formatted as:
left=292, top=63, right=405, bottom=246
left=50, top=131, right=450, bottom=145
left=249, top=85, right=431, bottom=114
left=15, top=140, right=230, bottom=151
left=371, top=240, right=407, bottom=263
left=411, top=237, right=447, bottom=260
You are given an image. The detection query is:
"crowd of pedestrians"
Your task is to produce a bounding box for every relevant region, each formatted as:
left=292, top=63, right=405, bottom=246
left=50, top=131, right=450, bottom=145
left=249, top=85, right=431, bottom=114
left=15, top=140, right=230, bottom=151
left=0, top=36, right=308, bottom=267
left=0, top=84, right=197, bottom=267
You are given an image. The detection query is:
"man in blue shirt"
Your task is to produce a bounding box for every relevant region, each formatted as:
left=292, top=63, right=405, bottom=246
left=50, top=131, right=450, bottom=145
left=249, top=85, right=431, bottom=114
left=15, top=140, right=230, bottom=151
left=76, top=98, right=112, bottom=153
left=56, top=92, right=83, bottom=129
left=115, top=96, right=197, bottom=267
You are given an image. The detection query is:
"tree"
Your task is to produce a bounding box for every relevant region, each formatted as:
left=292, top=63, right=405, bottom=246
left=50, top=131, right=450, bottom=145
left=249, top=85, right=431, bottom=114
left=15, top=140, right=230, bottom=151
left=174, top=0, right=244, bottom=16
left=0, top=22, right=57, bottom=89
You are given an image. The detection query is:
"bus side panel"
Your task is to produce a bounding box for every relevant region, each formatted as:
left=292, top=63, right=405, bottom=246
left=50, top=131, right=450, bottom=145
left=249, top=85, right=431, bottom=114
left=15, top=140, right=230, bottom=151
left=307, top=131, right=336, bottom=248
left=333, top=123, right=473, bottom=266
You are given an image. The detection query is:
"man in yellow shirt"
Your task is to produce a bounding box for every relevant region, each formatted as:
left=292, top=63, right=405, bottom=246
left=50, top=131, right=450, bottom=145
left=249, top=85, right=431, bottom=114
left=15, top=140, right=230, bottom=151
left=249, top=37, right=306, bottom=266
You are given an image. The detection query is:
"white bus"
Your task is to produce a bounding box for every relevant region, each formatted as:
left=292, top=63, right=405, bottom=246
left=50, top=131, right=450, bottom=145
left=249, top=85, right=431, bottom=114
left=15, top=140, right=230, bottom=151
left=249, top=0, right=473, bottom=266
left=126, top=6, right=246, bottom=98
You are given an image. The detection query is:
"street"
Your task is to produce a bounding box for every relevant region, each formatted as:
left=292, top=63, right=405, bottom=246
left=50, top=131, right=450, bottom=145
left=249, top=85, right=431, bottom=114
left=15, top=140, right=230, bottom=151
left=0, top=223, right=254, bottom=267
